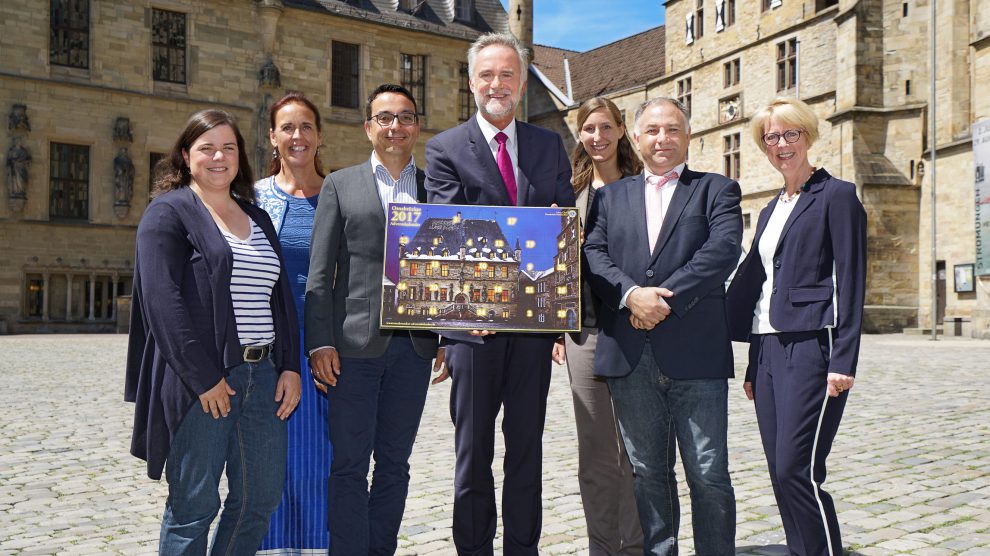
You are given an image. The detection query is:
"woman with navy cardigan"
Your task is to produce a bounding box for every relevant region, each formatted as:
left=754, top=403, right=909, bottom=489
left=125, top=109, right=301, bottom=555
left=725, top=97, right=867, bottom=556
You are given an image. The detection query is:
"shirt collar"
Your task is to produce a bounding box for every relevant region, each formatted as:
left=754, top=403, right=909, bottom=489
left=476, top=112, right=517, bottom=147
left=644, top=163, right=685, bottom=187
left=370, top=151, right=416, bottom=180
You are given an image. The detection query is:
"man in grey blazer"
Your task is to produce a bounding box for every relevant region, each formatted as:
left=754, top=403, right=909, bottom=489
left=306, top=84, right=445, bottom=555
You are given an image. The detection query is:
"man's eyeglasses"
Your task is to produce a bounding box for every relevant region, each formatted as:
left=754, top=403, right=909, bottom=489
left=370, top=112, right=418, bottom=127
left=762, top=129, right=804, bottom=146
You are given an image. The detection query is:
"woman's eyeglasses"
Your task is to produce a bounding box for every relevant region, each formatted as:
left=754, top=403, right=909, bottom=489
left=762, top=129, right=804, bottom=146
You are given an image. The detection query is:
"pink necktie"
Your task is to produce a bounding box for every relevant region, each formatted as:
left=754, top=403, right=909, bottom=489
left=495, top=132, right=517, bottom=205
left=646, top=171, right=679, bottom=253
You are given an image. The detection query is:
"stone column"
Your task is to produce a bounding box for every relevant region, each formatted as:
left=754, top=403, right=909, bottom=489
left=88, top=273, right=97, bottom=320
left=42, top=272, right=50, bottom=322
left=110, top=272, right=119, bottom=320
left=65, top=273, right=73, bottom=321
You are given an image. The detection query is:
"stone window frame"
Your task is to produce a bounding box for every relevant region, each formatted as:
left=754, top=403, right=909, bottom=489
left=401, top=53, right=428, bottom=116
left=762, top=0, right=782, bottom=12
left=723, top=58, right=741, bottom=88
left=676, top=77, right=693, bottom=117
left=458, top=63, right=474, bottom=123
left=152, top=8, right=187, bottom=84
left=49, top=142, right=90, bottom=220
left=722, top=132, right=741, bottom=180
left=454, top=0, right=474, bottom=23
left=724, top=0, right=736, bottom=27
left=694, top=0, right=705, bottom=39
left=331, top=41, right=361, bottom=109
left=776, top=37, right=798, bottom=92
left=50, top=0, right=90, bottom=69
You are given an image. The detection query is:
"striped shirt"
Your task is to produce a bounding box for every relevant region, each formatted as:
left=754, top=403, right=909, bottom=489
left=371, top=151, right=418, bottom=213
left=219, top=219, right=280, bottom=347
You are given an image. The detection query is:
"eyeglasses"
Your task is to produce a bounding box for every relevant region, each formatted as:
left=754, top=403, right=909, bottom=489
left=370, top=111, right=419, bottom=127
left=762, top=129, right=804, bottom=146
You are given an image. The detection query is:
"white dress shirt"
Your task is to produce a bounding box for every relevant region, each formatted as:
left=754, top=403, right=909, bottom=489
left=370, top=151, right=418, bottom=214
left=475, top=112, right=520, bottom=196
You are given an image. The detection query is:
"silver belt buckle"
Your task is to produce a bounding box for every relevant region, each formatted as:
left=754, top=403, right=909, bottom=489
left=243, top=345, right=265, bottom=362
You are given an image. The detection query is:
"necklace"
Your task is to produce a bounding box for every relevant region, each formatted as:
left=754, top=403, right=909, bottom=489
left=778, top=189, right=800, bottom=204
left=779, top=167, right=816, bottom=204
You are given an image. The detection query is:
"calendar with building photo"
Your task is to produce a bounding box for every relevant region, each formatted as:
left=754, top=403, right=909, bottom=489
left=381, top=203, right=581, bottom=333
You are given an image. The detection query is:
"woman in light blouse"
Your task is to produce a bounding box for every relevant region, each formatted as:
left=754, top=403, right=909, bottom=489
left=726, top=97, right=867, bottom=556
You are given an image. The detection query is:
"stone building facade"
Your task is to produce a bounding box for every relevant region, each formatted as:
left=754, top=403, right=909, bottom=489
left=0, top=0, right=506, bottom=333
left=532, top=0, right=989, bottom=337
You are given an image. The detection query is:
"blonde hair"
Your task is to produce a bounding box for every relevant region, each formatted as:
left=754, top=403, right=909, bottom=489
left=570, top=97, right=643, bottom=193
left=750, top=97, right=819, bottom=153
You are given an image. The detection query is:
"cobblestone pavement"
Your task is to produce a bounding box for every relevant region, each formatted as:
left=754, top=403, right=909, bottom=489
left=1, top=334, right=988, bottom=555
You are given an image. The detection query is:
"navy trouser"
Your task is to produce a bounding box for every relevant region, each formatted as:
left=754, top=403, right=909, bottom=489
left=751, top=331, right=848, bottom=556
left=327, top=335, right=432, bottom=555
left=445, top=333, right=555, bottom=556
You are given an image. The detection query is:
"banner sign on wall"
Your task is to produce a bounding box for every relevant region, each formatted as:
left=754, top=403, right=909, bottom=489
left=974, top=119, right=990, bottom=276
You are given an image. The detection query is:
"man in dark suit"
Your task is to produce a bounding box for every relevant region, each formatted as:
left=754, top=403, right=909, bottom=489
left=425, top=33, right=575, bottom=555
left=306, top=84, right=445, bottom=555
left=583, top=97, right=742, bottom=556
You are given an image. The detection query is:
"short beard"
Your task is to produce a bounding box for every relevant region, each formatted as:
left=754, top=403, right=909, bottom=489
left=475, top=92, right=517, bottom=121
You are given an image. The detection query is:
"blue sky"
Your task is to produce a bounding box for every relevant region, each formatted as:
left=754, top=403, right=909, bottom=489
left=498, top=0, right=666, bottom=52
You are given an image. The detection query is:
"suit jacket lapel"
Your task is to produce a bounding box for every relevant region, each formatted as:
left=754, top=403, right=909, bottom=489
left=624, top=174, right=650, bottom=262
left=774, top=172, right=827, bottom=255
left=363, top=165, right=387, bottom=227
left=415, top=168, right=427, bottom=203
left=468, top=118, right=512, bottom=206
left=575, top=184, right=590, bottom=224
left=651, top=167, right=698, bottom=263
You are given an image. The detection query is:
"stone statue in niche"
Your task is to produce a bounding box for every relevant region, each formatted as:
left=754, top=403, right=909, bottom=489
left=259, top=59, right=281, bottom=89
left=6, top=137, right=31, bottom=198
left=114, top=147, right=135, bottom=206
left=113, top=117, right=133, bottom=143
left=8, top=104, right=30, bottom=132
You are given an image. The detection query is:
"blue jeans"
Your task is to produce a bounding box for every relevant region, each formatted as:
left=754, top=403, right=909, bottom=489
left=608, top=347, right=735, bottom=556
left=328, top=335, right=432, bottom=555
left=159, top=359, right=287, bottom=556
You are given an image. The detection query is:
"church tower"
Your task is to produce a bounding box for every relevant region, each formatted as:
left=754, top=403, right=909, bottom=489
left=508, top=0, right=533, bottom=121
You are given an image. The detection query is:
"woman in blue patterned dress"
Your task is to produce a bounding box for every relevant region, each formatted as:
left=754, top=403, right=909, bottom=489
left=255, top=92, right=329, bottom=555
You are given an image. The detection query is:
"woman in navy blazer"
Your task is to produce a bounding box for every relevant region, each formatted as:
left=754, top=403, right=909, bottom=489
left=725, top=98, right=866, bottom=556
left=125, top=109, right=300, bottom=555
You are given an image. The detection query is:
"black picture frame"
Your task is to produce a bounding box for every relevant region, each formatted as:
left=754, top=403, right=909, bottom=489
left=954, top=263, right=975, bottom=293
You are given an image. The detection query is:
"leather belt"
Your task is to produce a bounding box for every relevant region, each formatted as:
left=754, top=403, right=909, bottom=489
left=242, top=344, right=272, bottom=363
